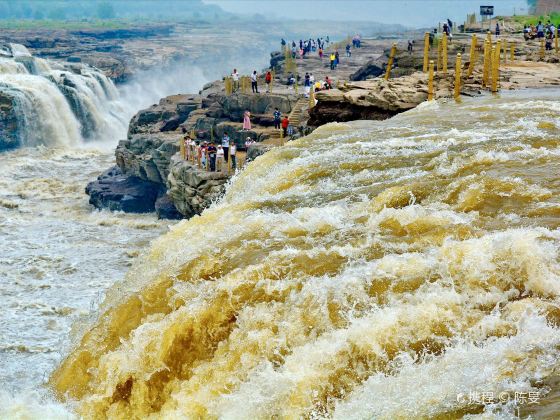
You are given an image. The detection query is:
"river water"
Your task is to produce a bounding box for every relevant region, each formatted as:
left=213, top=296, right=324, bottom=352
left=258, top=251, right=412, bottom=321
left=9, top=89, right=550, bottom=419
left=0, top=145, right=172, bottom=409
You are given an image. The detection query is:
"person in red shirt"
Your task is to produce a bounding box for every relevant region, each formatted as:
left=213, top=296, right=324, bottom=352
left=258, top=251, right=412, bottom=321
left=281, top=116, right=289, bottom=137
left=265, top=70, right=272, bottom=92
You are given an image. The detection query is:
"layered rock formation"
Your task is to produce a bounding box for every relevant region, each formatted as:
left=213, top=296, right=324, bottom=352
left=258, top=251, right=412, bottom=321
left=167, top=156, right=229, bottom=218
left=309, top=74, right=431, bottom=125
left=87, top=84, right=296, bottom=219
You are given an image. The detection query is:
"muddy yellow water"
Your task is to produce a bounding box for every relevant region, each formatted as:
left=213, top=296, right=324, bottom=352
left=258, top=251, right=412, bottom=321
left=50, top=91, right=560, bottom=419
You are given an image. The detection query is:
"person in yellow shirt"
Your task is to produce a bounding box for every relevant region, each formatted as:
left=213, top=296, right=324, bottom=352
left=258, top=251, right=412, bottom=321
left=330, top=53, right=336, bottom=70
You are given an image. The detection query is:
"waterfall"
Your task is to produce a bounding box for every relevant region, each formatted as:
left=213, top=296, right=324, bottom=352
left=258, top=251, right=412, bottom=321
left=49, top=91, right=560, bottom=418
left=0, top=44, right=127, bottom=151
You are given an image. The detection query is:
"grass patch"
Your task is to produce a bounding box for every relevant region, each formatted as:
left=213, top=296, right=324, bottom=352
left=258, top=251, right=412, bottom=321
left=505, top=14, right=560, bottom=26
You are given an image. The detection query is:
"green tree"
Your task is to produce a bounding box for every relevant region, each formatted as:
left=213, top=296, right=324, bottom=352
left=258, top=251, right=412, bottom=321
left=97, top=2, right=115, bottom=19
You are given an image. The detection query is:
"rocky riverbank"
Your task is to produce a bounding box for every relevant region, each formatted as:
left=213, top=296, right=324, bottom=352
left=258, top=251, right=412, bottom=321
left=86, top=84, right=300, bottom=218
left=87, top=27, right=560, bottom=220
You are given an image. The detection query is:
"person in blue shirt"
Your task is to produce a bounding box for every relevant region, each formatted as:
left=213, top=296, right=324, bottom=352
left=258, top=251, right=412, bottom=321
left=273, top=108, right=281, bottom=129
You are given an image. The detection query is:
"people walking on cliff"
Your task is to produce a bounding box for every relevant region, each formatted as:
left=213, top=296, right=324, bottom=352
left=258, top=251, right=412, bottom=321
left=335, top=51, right=340, bottom=67
left=495, top=22, right=500, bottom=37
left=251, top=70, right=259, bottom=93
left=265, top=70, right=272, bottom=93
left=230, top=141, right=237, bottom=170
left=222, top=133, right=230, bottom=162
left=346, top=43, right=351, bottom=57
left=231, top=68, right=239, bottom=92
left=281, top=115, right=289, bottom=137
left=408, top=40, right=413, bottom=54
left=207, top=142, right=217, bottom=172
left=319, top=47, right=323, bottom=59
left=243, top=110, right=252, bottom=131
left=273, top=107, right=281, bottom=129
left=330, top=52, right=335, bottom=70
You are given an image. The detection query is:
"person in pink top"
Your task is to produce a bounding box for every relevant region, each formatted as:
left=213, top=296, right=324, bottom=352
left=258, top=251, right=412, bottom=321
left=243, top=110, right=251, bottom=130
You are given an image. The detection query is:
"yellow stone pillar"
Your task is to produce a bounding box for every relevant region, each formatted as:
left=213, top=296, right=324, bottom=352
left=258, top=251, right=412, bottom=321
left=309, top=85, right=316, bottom=108
left=454, top=53, right=462, bottom=101
left=179, top=138, right=186, bottom=160
left=437, top=38, right=442, bottom=72
left=385, top=43, right=397, bottom=80
left=428, top=60, right=434, bottom=101
left=482, top=40, right=490, bottom=87
left=491, top=45, right=499, bottom=93
left=442, top=34, right=448, bottom=75
left=467, top=34, right=477, bottom=77
left=423, top=32, right=430, bottom=72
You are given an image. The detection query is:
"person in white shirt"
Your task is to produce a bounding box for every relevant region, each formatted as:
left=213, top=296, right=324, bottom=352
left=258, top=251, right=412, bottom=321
left=222, top=133, right=230, bottom=162
left=230, top=141, right=237, bottom=170
left=231, top=68, right=239, bottom=92
left=251, top=70, right=259, bottom=93
left=216, top=145, right=225, bottom=172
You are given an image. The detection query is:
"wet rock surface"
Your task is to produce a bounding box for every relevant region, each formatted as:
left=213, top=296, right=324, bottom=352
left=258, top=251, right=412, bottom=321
left=85, top=166, right=163, bottom=213
left=167, top=156, right=229, bottom=218
left=0, top=91, right=19, bottom=151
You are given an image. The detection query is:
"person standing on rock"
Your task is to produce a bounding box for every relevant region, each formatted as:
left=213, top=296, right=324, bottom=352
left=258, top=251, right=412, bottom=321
left=273, top=108, right=281, bottom=129
left=243, top=110, right=252, bottom=131
left=216, top=144, right=224, bottom=171
left=232, top=69, right=239, bottom=92
left=346, top=43, right=351, bottom=57
left=230, top=141, right=237, bottom=170
left=245, top=136, right=255, bottom=149
left=200, top=142, right=208, bottom=169
left=495, top=22, right=500, bottom=37
left=537, top=21, right=545, bottom=39
left=281, top=115, right=289, bottom=138
left=330, top=52, right=335, bottom=70
left=251, top=70, right=259, bottom=93
left=207, top=142, right=217, bottom=172
left=265, top=70, right=272, bottom=93
left=335, top=51, right=340, bottom=67
left=222, top=133, right=230, bottom=162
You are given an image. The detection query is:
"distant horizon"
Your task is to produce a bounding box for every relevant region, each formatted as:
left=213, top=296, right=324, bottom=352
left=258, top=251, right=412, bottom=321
left=203, top=0, right=530, bottom=27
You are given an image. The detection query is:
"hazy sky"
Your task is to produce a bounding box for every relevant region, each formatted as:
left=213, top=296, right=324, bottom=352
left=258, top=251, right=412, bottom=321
left=203, top=0, right=529, bottom=27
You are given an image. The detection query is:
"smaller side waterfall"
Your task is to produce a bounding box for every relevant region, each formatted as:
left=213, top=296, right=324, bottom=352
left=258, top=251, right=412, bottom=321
left=0, top=44, right=127, bottom=151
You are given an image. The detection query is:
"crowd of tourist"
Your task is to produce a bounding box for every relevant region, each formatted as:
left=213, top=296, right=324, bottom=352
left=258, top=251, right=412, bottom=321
left=523, top=20, right=557, bottom=48
left=180, top=105, right=294, bottom=172
left=181, top=132, right=238, bottom=173
left=185, top=33, right=365, bottom=173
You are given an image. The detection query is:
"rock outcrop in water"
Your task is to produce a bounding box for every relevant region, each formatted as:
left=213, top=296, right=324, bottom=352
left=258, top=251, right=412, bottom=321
left=85, top=166, right=164, bottom=214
